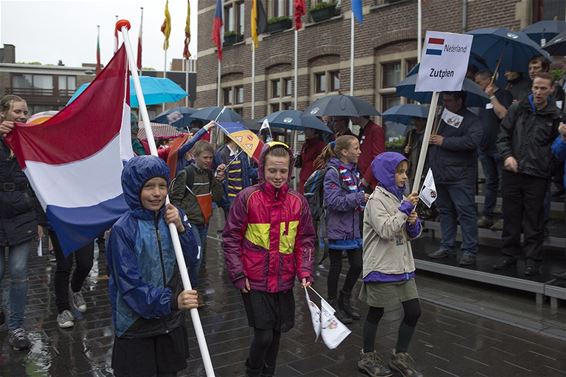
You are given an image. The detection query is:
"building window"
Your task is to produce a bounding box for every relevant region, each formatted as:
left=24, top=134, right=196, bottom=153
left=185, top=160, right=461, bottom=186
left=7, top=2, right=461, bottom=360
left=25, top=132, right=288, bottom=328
left=58, top=76, right=76, bottom=96
left=11, top=74, right=54, bottom=96
left=382, top=62, right=401, bottom=88
left=533, top=0, right=565, bottom=21
left=268, top=76, right=293, bottom=113
left=224, top=1, right=245, bottom=35
left=313, top=70, right=340, bottom=95
left=270, top=0, right=294, bottom=18
left=223, top=84, right=244, bottom=112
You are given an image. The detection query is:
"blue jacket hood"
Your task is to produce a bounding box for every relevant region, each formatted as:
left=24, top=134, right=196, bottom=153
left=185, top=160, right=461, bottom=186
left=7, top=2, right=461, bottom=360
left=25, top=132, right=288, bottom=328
left=121, top=156, right=170, bottom=213
left=371, top=152, right=407, bottom=200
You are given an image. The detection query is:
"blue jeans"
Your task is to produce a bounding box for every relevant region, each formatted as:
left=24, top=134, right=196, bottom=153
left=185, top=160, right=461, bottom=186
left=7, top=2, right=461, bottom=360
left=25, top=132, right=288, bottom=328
left=0, top=240, right=31, bottom=330
left=188, top=223, right=208, bottom=288
left=479, top=150, right=502, bottom=218
left=436, top=184, right=478, bottom=256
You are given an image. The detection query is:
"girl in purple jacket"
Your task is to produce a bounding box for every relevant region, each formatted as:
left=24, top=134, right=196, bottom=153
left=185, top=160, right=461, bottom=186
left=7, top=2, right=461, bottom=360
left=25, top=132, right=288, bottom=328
left=314, top=135, right=369, bottom=324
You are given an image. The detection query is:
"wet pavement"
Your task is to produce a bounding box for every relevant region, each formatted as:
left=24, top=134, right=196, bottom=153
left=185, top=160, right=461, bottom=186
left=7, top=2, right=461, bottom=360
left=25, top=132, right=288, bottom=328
left=1, top=222, right=566, bottom=376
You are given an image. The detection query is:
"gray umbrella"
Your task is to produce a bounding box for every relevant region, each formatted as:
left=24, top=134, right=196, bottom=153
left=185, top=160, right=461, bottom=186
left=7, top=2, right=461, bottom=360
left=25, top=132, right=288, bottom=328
left=303, top=95, right=380, bottom=117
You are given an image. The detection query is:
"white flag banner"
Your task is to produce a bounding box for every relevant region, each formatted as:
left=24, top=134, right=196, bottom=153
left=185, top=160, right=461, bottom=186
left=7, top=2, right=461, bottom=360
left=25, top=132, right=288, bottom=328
left=441, top=108, right=464, bottom=129
left=319, top=296, right=351, bottom=349
left=419, top=168, right=437, bottom=208
left=304, top=287, right=321, bottom=340
left=416, top=31, right=473, bottom=92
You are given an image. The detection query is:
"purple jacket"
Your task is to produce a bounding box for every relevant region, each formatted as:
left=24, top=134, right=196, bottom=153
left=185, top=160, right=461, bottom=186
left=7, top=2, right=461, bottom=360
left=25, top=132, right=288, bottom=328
left=323, top=157, right=365, bottom=241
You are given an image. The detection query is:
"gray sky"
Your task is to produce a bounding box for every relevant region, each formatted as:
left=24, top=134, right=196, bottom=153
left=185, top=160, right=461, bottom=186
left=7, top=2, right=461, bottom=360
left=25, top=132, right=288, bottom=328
left=0, top=0, right=198, bottom=70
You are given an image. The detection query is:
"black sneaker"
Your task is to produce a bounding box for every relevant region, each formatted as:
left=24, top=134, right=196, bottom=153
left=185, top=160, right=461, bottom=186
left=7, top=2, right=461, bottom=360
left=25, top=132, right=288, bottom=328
left=493, top=257, right=517, bottom=270
left=0, top=310, right=4, bottom=327
left=427, top=248, right=451, bottom=259
left=459, top=254, right=476, bottom=266
left=9, top=328, right=31, bottom=351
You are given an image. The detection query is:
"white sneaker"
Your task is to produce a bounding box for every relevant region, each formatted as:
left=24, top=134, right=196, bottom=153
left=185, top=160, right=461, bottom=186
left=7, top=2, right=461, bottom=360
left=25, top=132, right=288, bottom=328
left=57, top=310, right=74, bottom=328
left=71, top=290, right=87, bottom=313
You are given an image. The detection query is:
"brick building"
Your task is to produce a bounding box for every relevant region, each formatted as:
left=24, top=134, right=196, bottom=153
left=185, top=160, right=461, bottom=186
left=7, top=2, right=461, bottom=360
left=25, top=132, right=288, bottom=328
left=196, top=0, right=563, bottom=133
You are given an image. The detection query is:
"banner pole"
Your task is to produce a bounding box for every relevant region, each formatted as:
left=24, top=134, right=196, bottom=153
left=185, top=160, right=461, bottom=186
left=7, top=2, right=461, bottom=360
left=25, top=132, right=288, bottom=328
left=251, top=43, right=256, bottom=119
left=350, top=14, right=354, bottom=96
left=411, top=91, right=439, bottom=193
left=292, top=28, right=299, bottom=190
left=117, top=20, right=216, bottom=377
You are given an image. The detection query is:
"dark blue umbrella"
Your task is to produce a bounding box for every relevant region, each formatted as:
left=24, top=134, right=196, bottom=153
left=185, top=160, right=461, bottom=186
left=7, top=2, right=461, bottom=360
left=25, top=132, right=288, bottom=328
left=382, top=104, right=429, bottom=125
left=304, top=95, right=380, bottom=117
left=467, top=28, right=550, bottom=77
left=191, top=106, right=243, bottom=123
left=152, top=107, right=196, bottom=130
left=396, top=74, right=489, bottom=107
left=257, top=110, right=333, bottom=134
left=522, top=20, right=566, bottom=46
left=544, top=31, right=566, bottom=56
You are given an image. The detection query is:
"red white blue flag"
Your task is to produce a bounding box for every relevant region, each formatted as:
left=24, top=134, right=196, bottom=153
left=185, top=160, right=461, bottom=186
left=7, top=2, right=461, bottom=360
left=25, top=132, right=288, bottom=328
left=211, top=0, right=223, bottom=60
left=5, top=45, right=133, bottom=255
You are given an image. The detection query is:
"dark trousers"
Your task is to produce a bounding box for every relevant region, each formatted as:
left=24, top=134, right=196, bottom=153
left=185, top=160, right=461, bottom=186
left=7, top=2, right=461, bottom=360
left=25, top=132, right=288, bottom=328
left=327, top=248, right=362, bottom=298
left=247, top=328, right=281, bottom=375
left=501, top=171, right=548, bottom=262
left=51, top=233, right=94, bottom=313
left=479, top=150, right=503, bottom=218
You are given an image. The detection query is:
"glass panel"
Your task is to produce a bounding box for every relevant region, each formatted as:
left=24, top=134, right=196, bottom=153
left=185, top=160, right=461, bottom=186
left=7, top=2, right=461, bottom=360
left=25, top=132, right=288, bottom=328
left=238, top=2, right=245, bottom=35
left=330, top=71, right=340, bottom=91
left=67, top=76, right=76, bottom=90
left=542, top=0, right=565, bottom=20
left=270, top=103, right=280, bottom=113
left=12, top=74, right=32, bottom=88
left=235, top=86, right=244, bottom=104
left=284, top=78, right=293, bottom=97
left=33, top=75, right=53, bottom=89
left=271, top=79, right=281, bottom=98
left=315, top=72, right=326, bottom=93
left=406, top=59, right=418, bottom=75
left=282, top=102, right=292, bottom=110
left=224, top=5, right=231, bottom=33
left=223, top=87, right=233, bottom=105
left=58, top=76, right=67, bottom=90
left=288, top=0, right=293, bottom=16
left=382, top=61, right=401, bottom=88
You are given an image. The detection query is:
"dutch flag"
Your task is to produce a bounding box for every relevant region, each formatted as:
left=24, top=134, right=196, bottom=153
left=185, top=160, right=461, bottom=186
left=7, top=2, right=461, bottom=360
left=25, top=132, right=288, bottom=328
left=5, top=45, right=134, bottom=255
left=426, top=37, right=444, bottom=56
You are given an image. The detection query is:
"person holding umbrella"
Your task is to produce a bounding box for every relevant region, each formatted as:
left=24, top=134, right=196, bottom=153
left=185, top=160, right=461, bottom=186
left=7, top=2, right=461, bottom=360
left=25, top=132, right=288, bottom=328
left=297, top=128, right=326, bottom=193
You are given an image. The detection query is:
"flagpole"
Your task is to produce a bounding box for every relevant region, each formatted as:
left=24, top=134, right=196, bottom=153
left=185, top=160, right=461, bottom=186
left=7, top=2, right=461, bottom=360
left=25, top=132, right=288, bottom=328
left=138, top=7, right=143, bottom=76
left=417, top=0, right=422, bottom=63
left=185, top=59, right=189, bottom=107
left=292, top=28, right=299, bottom=190
left=350, top=14, right=354, bottom=96
left=117, top=20, right=216, bottom=377
left=251, top=43, right=256, bottom=119
left=163, top=50, right=167, bottom=112
left=411, top=91, right=438, bottom=192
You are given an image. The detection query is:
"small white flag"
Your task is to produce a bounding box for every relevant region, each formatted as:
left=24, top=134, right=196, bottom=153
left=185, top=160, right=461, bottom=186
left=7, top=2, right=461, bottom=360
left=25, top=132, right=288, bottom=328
left=304, top=287, right=321, bottom=340
left=441, top=108, right=464, bottom=128
left=37, top=238, right=43, bottom=257
left=320, top=296, right=351, bottom=349
left=419, top=168, right=437, bottom=208
left=259, top=119, right=273, bottom=142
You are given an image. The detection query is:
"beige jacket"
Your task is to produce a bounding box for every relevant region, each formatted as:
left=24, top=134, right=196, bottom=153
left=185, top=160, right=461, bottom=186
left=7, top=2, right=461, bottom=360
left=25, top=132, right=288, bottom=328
left=362, top=186, right=420, bottom=279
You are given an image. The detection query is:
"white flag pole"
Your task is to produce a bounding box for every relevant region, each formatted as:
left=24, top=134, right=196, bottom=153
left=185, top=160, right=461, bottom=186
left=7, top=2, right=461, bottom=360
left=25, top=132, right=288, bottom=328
left=185, top=59, right=189, bottom=107
left=292, top=28, right=299, bottom=190
left=350, top=14, right=355, bottom=96
left=251, top=43, right=256, bottom=119
left=417, top=0, right=422, bottom=63
left=411, top=91, right=439, bottom=193
left=117, top=20, right=216, bottom=377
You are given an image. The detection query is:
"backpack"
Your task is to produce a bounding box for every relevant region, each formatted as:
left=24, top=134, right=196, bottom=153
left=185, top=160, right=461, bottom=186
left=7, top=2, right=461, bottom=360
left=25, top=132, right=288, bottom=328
left=170, top=164, right=214, bottom=201
left=303, top=166, right=340, bottom=223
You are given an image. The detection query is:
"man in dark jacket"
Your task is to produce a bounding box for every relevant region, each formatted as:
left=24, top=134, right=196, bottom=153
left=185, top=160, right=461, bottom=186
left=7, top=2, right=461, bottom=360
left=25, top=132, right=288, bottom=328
left=494, top=72, right=562, bottom=276
left=427, top=91, right=483, bottom=266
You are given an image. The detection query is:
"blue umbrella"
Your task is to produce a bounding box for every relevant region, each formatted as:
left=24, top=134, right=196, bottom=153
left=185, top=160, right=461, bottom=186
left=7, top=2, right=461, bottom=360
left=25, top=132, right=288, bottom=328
left=190, top=106, right=243, bottom=123
left=382, top=104, right=429, bottom=125
left=544, top=31, right=566, bottom=56
left=257, top=110, right=333, bottom=134
left=467, top=28, right=550, bottom=77
left=522, top=20, right=566, bottom=46
left=68, top=76, right=187, bottom=107
left=396, top=74, right=489, bottom=107
left=152, top=107, right=196, bottom=129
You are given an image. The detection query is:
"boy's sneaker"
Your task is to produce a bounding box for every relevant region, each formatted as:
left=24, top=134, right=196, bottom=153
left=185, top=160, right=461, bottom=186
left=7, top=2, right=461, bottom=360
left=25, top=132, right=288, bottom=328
left=389, top=350, right=423, bottom=377
left=71, top=290, right=87, bottom=312
left=9, top=328, right=31, bottom=351
left=358, top=350, right=393, bottom=377
left=57, top=310, right=75, bottom=328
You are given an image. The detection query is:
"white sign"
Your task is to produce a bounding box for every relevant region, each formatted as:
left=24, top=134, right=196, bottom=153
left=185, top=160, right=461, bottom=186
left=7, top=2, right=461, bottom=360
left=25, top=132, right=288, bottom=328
left=419, top=169, right=437, bottom=208
left=416, top=31, right=473, bottom=92
left=441, top=108, right=464, bottom=128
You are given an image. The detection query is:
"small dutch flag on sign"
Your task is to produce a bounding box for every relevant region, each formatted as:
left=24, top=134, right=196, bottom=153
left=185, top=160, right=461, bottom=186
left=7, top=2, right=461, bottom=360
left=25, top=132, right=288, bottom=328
left=426, top=37, right=444, bottom=56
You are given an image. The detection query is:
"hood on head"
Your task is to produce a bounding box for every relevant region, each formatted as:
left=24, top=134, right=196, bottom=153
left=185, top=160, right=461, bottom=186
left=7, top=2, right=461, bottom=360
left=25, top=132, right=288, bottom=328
left=257, top=141, right=294, bottom=183
left=121, top=156, right=170, bottom=211
left=371, top=152, right=407, bottom=192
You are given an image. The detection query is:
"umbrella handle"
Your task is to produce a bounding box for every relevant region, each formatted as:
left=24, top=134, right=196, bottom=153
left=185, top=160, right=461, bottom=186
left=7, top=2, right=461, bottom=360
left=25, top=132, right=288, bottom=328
left=490, top=44, right=506, bottom=85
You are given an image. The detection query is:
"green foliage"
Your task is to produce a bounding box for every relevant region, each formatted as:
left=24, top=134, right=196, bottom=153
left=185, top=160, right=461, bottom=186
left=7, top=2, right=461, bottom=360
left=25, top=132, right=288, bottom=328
left=224, top=30, right=237, bottom=37
left=310, top=1, right=336, bottom=11
left=16, top=61, right=42, bottom=65
left=268, top=16, right=291, bottom=25
left=550, top=68, right=564, bottom=83
left=385, top=137, right=405, bottom=149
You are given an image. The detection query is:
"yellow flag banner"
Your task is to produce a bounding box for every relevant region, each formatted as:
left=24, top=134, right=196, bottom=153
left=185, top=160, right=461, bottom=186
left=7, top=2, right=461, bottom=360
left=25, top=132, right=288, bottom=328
left=161, top=0, right=171, bottom=50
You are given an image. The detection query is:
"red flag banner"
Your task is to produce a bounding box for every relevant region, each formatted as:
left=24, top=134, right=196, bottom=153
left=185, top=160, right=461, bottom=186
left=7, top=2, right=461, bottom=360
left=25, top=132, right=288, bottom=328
left=183, top=0, right=191, bottom=59
left=294, top=0, right=306, bottom=30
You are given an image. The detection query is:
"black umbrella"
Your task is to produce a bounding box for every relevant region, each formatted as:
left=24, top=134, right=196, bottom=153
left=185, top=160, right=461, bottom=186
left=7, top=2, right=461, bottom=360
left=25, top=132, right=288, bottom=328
left=190, top=106, right=243, bottom=123
left=543, top=31, right=566, bottom=56
left=152, top=107, right=196, bottom=129
left=257, top=110, right=333, bottom=134
left=522, top=20, right=566, bottom=46
left=303, top=95, right=380, bottom=117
